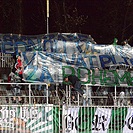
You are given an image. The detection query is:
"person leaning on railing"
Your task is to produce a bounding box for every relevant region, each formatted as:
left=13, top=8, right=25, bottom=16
left=63, top=75, right=84, bottom=96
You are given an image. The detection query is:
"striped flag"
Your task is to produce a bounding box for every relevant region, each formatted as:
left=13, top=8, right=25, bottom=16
left=26, top=105, right=59, bottom=133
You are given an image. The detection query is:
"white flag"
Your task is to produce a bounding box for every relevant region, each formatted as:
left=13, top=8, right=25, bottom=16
left=92, top=108, right=112, bottom=133
left=123, top=108, right=133, bottom=133
left=62, top=105, right=80, bottom=133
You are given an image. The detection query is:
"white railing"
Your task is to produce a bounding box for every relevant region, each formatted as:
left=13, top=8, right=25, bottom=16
left=62, top=84, right=133, bottom=107
left=0, top=82, right=50, bottom=105
left=0, top=82, right=132, bottom=107
left=0, top=82, right=133, bottom=132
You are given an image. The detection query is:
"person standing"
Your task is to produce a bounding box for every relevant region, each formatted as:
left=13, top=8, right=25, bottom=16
left=12, top=54, right=24, bottom=104
left=15, top=55, right=23, bottom=81
left=82, top=73, right=92, bottom=106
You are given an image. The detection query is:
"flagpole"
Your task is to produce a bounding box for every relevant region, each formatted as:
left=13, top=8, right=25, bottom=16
left=46, top=0, right=49, bottom=34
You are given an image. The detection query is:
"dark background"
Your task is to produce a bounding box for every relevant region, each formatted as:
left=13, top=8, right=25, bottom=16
left=0, top=0, right=133, bottom=45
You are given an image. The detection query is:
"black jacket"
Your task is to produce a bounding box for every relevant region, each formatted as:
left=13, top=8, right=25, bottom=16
left=68, top=75, right=80, bottom=86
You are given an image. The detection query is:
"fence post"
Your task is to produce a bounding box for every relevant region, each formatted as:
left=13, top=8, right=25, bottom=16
left=114, top=85, right=117, bottom=106
left=29, top=83, right=31, bottom=104
left=46, top=84, right=48, bottom=104
left=68, top=85, right=71, bottom=105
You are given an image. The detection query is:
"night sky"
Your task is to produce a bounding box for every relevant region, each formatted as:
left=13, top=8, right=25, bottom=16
left=1, top=0, right=133, bottom=45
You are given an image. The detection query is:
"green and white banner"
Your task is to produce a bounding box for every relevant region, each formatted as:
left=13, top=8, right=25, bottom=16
left=0, top=105, right=133, bottom=133
left=63, top=106, right=95, bottom=133
left=0, top=105, right=59, bottom=133
left=62, top=106, right=129, bottom=133
left=26, top=106, right=53, bottom=132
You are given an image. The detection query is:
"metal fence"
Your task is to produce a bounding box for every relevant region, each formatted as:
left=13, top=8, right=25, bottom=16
left=0, top=83, right=49, bottom=105
left=0, top=82, right=133, bottom=132
left=0, top=82, right=133, bottom=107
left=0, top=104, right=132, bottom=133
left=62, top=105, right=131, bottom=133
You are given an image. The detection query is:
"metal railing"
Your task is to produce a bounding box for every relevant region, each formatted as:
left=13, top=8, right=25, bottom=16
left=0, top=82, right=132, bottom=107
left=0, top=83, right=50, bottom=105
left=0, top=82, right=132, bottom=132
left=0, top=53, right=14, bottom=68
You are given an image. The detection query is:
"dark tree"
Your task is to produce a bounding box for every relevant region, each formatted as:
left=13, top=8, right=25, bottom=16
left=0, top=0, right=133, bottom=45
left=1, top=0, right=23, bottom=34
left=50, top=0, right=88, bottom=33
left=99, top=0, right=133, bottom=44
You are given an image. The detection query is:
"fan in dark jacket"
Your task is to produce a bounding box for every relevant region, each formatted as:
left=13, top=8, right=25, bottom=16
left=63, top=75, right=84, bottom=95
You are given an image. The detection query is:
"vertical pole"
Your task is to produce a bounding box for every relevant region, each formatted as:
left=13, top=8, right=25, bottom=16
left=29, top=84, right=31, bottom=104
left=46, top=0, right=49, bottom=34
left=68, top=85, right=71, bottom=105
left=19, top=0, right=22, bottom=34
left=2, top=53, right=3, bottom=67
left=114, top=85, right=117, bottom=106
left=46, top=84, right=49, bottom=104
left=66, top=85, right=68, bottom=105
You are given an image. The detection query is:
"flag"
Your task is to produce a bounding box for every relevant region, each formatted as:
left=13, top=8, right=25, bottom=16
left=26, top=105, right=59, bottom=133
left=62, top=105, right=80, bottom=133
left=123, top=108, right=133, bottom=133
left=92, top=108, right=112, bottom=133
